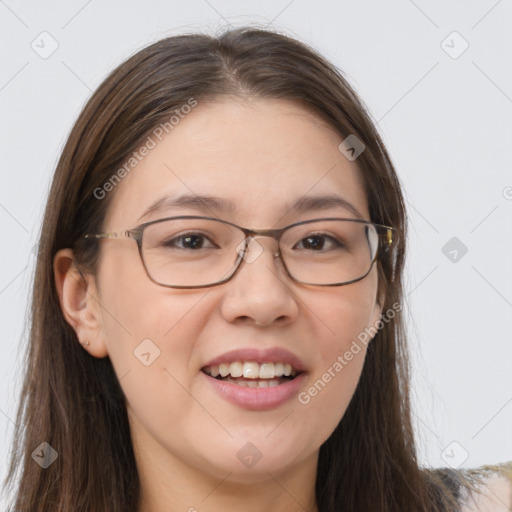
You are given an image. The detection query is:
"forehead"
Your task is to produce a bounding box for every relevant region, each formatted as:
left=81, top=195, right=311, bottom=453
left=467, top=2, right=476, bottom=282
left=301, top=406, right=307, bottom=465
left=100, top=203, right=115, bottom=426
left=103, top=98, right=369, bottom=229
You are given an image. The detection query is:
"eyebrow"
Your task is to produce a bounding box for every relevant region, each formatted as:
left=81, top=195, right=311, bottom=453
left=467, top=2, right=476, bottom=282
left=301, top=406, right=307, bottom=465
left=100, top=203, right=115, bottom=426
left=137, top=193, right=364, bottom=222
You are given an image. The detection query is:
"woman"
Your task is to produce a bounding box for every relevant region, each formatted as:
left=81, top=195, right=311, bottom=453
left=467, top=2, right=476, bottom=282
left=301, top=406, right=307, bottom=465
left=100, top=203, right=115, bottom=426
left=3, top=26, right=511, bottom=512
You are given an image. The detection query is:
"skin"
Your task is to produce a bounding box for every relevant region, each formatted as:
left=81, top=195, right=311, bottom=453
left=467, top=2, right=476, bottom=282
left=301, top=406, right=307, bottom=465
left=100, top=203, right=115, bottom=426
left=54, top=98, right=383, bottom=512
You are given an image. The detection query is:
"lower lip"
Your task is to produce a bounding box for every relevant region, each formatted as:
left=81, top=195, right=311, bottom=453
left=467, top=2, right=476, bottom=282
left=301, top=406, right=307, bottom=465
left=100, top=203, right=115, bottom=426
left=201, top=371, right=306, bottom=411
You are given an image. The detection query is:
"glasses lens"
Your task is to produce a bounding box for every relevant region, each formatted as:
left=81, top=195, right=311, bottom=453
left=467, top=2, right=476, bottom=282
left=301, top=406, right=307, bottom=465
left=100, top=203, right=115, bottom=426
left=141, top=218, right=245, bottom=287
left=280, top=220, right=379, bottom=285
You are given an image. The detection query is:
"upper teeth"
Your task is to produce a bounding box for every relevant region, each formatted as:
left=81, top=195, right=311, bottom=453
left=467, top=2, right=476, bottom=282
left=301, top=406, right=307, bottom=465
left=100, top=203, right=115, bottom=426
left=203, top=362, right=297, bottom=379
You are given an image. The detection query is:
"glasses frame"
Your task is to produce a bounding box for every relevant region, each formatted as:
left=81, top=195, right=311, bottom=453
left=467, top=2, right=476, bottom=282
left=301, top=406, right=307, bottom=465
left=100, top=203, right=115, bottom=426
left=83, top=215, right=396, bottom=289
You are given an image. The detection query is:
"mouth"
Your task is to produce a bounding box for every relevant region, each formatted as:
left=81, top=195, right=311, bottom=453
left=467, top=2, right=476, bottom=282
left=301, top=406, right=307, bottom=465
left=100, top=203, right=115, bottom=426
left=200, top=347, right=307, bottom=410
left=201, top=361, right=301, bottom=388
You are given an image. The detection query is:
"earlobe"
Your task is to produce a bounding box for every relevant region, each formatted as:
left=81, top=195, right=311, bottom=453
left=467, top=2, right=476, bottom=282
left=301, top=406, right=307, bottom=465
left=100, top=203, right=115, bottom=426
left=53, top=248, right=109, bottom=358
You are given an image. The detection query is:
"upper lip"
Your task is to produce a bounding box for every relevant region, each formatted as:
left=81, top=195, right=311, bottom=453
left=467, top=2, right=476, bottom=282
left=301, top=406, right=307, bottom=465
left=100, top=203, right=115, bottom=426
left=202, top=347, right=307, bottom=373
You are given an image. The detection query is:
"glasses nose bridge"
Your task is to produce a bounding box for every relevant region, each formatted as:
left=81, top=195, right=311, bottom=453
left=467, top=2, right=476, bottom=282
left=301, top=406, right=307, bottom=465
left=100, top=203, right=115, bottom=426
left=242, top=227, right=283, bottom=256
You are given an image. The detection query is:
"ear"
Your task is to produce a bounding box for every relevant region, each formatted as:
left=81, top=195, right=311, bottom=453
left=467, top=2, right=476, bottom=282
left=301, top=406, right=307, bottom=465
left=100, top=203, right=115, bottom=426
left=53, top=248, right=109, bottom=358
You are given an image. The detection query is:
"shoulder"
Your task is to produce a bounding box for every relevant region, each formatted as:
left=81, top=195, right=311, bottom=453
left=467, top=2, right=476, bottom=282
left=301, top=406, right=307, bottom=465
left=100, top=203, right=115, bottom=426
left=457, top=462, right=512, bottom=512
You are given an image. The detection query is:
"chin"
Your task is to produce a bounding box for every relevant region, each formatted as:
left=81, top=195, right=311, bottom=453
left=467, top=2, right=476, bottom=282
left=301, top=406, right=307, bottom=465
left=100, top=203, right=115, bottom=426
left=197, top=439, right=311, bottom=482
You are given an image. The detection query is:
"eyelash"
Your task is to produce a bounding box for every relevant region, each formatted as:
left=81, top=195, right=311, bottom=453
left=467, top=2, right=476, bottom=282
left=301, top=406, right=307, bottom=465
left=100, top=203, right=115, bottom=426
left=163, top=233, right=343, bottom=251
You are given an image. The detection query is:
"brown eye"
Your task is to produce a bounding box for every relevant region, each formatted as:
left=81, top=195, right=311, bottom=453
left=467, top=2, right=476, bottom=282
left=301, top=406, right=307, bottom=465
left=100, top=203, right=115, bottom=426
left=294, top=234, right=342, bottom=251
left=163, top=233, right=217, bottom=250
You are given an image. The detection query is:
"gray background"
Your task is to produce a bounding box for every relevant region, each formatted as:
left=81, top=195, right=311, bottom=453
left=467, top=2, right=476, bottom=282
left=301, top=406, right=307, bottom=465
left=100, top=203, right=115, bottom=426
left=1, top=0, right=511, bottom=501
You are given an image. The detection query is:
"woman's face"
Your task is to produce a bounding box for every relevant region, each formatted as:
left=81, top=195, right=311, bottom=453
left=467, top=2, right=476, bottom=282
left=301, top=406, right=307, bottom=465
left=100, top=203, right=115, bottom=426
left=69, top=99, right=382, bottom=485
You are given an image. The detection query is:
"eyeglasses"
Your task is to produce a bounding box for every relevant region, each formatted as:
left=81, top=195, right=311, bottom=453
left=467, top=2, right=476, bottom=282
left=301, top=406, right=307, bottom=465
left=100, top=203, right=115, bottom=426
left=83, top=215, right=396, bottom=288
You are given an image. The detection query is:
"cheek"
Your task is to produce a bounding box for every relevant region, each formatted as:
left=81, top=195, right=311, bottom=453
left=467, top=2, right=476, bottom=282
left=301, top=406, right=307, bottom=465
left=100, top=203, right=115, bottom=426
left=98, top=243, right=209, bottom=365
left=100, top=286, right=209, bottom=382
left=96, top=252, right=214, bottom=423
left=310, top=269, right=379, bottom=360
left=298, top=271, right=378, bottom=432
left=296, top=332, right=367, bottom=446
left=97, top=287, right=215, bottom=456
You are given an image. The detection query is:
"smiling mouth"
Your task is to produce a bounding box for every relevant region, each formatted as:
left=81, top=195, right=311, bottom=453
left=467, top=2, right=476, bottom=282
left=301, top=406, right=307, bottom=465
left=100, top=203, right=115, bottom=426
left=202, top=361, right=301, bottom=388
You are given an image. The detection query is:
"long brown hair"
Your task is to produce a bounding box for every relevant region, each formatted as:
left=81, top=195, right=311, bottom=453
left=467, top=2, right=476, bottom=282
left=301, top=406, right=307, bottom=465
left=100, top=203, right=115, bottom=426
left=3, top=26, right=473, bottom=511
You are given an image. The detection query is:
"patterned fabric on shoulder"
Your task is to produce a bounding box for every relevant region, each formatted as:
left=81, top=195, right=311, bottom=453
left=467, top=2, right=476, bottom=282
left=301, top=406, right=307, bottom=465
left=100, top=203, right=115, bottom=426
left=432, top=461, right=512, bottom=511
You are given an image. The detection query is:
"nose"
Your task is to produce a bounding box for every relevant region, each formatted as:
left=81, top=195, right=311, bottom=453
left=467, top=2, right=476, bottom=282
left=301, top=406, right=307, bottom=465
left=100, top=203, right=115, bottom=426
left=219, top=237, right=300, bottom=326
